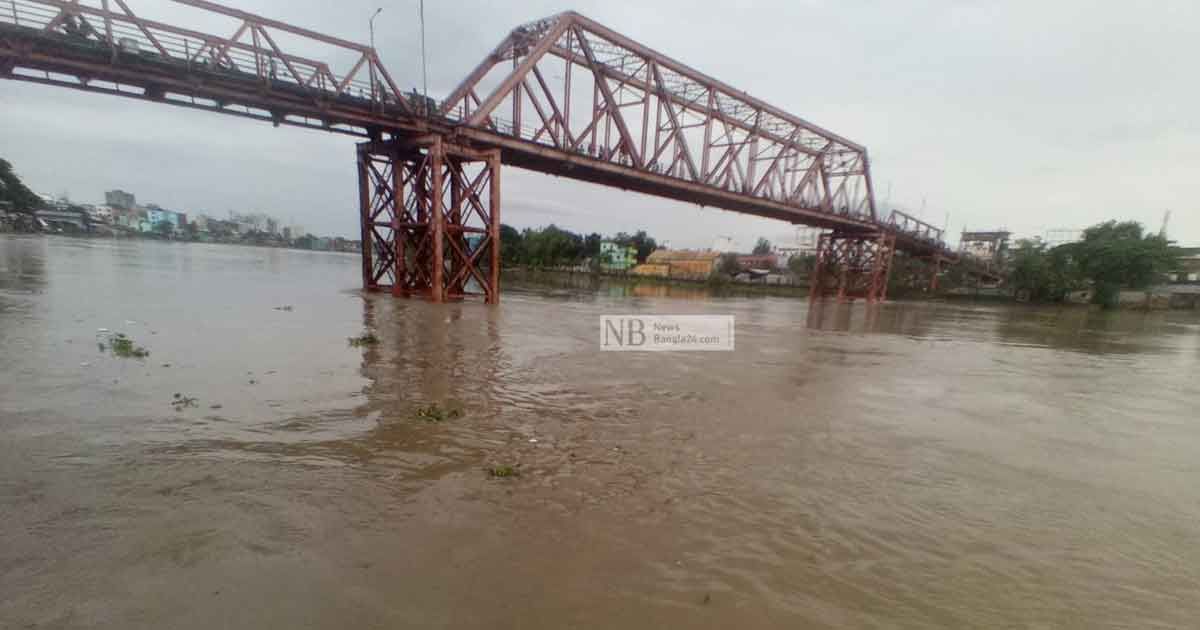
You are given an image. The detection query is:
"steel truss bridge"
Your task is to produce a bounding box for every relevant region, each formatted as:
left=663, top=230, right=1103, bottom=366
left=0, top=0, right=989, bottom=303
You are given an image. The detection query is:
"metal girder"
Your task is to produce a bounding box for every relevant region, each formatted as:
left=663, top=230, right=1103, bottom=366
left=6, top=0, right=412, bottom=113
left=809, top=231, right=897, bottom=303
left=0, top=0, right=966, bottom=281
left=437, top=10, right=878, bottom=223
left=357, top=138, right=500, bottom=304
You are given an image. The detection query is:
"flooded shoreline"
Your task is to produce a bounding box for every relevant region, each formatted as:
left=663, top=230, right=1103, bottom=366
left=3, top=235, right=1200, bottom=629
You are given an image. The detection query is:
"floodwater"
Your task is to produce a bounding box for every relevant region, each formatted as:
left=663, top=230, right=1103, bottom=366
left=3, top=235, right=1200, bottom=629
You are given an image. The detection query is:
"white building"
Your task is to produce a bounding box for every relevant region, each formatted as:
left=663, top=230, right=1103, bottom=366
left=771, top=227, right=822, bottom=260
left=86, top=205, right=114, bottom=223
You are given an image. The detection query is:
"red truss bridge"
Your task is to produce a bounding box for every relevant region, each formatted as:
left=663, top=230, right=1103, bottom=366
left=1, top=0, right=985, bottom=303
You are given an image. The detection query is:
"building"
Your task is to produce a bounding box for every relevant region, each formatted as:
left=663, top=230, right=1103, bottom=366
left=112, top=206, right=144, bottom=229
left=146, top=206, right=181, bottom=230
left=86, top=205, right=113, bottom=223
left=105, top=189, right=136, bottom=209
left=598, top=241, right=638, bottom=272
left=632, top=249, right=721, bottom=280
left=1167, top=247, right=1200, bottom=284
left=959, top=230, right=1011, bottom=264
left=770, top=227, right=821, bottom=260
left=735, top=254, right=779, bottom=271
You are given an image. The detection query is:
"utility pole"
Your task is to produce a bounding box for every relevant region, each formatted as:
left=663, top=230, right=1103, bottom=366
left=369, top=7, right=382, bottom=52
left=419, top=0, right=429, bottom=115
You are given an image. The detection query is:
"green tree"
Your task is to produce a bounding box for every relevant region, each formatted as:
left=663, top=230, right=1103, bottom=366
left=0, top=159, right=43, bottom=212
left=752, top=238, right=772, bottom=255
left=1010, top=239, right=1056, bottom=300
left=613, top=230, right=658, bottom=263
left=717, top=252, right=740, bottom=276
left=1004, top=221, right=1175, bottom=307
left=499, top=224, right=524, bottom=266
left=1008, top=238, right=1085, bottom=302
left=583, top=232, right=603, bottom=258
left=787, top=254, right=815, bottom=278
left=1064, top=220, right=1176, bottom=307
left=520, top=224, right=584, bottom=267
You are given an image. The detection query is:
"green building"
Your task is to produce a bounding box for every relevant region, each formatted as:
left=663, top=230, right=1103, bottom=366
left=599, top=241, right=638, bottom=272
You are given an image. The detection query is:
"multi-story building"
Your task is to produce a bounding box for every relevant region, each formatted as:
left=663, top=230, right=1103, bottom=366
left=105, top=189, right=136, bottom=209
left=960, top=230, right=1012, bottom=265
left=598, top=241, right=638, bottom=272
left=1167, top=247, right=1200, bottom=284
left=146, top=206, right=181, bottom=229
left=86, top=205, right=114, bottom=223
left=770, top=227, right=821, bottom=260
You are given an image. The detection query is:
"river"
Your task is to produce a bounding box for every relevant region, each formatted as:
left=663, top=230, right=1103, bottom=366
left=2, top=235, right=1199, bottom=629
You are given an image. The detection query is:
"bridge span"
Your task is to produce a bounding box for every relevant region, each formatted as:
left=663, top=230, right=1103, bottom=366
left=1, top=0, right=979, bottom=303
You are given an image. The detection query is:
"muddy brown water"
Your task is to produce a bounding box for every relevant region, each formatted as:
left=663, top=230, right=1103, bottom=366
left=2, top=235, right=1200, bottom=629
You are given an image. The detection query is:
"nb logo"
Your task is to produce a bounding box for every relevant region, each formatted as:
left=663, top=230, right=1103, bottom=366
left=602, top=317, right=646, bottom=347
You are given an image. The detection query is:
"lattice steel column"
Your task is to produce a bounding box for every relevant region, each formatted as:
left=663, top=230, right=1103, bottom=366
left=357, top=136, right=501, bottom=303
left=809, top=231, right=897, bottom=303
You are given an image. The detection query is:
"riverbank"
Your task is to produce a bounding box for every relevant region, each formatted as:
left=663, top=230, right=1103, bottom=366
left=0, top=224, right=361, bottom=255
left=505, top=266, right=812, bottom=299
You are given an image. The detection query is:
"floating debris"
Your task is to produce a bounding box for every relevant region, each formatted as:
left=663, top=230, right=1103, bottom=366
left=103, top=333, right=149, bottom=359
left=414, top=403, right=462, bottom=423
left=487, top=465, right=520, bottom=479
left=347, top=332, right=380, bottom=347
left=273, top=305, right=294, bottom=312
left=171, top=393, right=198, bottom=411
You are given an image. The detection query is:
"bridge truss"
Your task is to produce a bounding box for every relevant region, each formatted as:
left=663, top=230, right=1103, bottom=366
left=0, top=0, right=970, bottom=303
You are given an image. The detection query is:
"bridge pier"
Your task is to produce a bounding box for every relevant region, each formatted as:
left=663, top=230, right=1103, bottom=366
left=357, top=136, right=501, bottom=303
left=809, top=231, right=897, bottom=303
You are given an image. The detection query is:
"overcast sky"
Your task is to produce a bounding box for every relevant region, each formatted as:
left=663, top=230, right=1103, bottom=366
left=1, top=0, right=1196, bottom=248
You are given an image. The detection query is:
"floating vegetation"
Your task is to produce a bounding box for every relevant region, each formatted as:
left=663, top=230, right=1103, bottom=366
left=487, top=465, right=520, bottom=479
left=171, top=393, right=198, bottom=411
left=414, top=403, right=462, bottom=423
left=347, top=332, right=379, bottom=347
left=101, top=333, right=149, bottom=359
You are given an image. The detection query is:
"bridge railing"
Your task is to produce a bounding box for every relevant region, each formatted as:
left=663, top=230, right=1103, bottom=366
left=2, top=0, right=411, bottom=114
left=886, top=209, right=945, bottom=246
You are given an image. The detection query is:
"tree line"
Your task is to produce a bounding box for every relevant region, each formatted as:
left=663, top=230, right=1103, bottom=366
left=1009, top=220, right=1177, bottom=307
left=499, top=224, right=658, bottom=268
left=0, top=159, right=43, bottom=212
